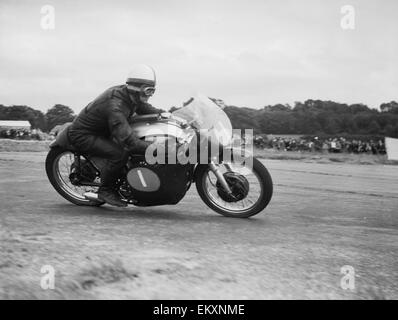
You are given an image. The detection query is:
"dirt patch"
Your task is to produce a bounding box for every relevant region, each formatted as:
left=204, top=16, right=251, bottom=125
left=76, top=260, right=139, bottom=290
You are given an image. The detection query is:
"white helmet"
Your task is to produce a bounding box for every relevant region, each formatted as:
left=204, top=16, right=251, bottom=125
left=126, top=64, right=156, bottom=88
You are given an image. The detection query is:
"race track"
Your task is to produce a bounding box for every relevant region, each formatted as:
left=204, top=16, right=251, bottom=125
left=0, top=152, right=397, bottom=299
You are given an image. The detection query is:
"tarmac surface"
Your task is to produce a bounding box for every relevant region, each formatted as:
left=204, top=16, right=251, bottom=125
left=0, top=151, right=397, bottom=299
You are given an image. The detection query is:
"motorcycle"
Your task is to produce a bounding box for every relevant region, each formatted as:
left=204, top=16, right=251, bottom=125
left=45, top=94, right=273, bottom=218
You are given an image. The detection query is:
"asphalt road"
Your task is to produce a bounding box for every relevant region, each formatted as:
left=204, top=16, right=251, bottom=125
left=0, top=152, right=397, bottom=299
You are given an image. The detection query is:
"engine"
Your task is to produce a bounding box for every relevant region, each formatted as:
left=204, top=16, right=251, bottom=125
left=119, top=116, right=195, bottom=206
left=123, top=157, right=194, bottom=206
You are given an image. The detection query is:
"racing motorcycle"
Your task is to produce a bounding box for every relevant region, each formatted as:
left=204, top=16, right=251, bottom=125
left=45, top=94, right=273, bottom=218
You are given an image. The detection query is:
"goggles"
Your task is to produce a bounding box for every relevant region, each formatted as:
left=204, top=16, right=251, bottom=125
left=127, top=84, right=156, bottom=97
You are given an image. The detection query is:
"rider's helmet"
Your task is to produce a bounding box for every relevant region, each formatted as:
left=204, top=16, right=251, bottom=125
left=126, top=64, right=156, bottom=97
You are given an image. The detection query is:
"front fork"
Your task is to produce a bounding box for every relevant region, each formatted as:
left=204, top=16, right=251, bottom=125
left=208, top=161, right=233, bottom=194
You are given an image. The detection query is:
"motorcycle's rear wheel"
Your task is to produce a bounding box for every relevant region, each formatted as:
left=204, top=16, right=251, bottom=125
left=195, top=157, right=273, bottom=218
left=45, top=147, right=105, bottom=206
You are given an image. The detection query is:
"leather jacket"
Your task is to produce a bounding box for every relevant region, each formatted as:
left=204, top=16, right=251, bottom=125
left=69, top=85, right=162, bottom=153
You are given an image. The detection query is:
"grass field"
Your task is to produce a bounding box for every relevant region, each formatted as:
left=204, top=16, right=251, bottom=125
left=1, top=138, right=396, bottom=165
left=0, top=139, right=51, bottom=152
left=254, top=147, right=397, bottom=165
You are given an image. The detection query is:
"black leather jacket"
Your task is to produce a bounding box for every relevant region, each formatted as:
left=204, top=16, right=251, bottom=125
left=69, top=85, right=162, bottom=152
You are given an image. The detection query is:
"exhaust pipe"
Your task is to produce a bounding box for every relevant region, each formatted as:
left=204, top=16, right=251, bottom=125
left=84, top=192, right=102, bottom=202
left=84, top=191, right=131, bottom=205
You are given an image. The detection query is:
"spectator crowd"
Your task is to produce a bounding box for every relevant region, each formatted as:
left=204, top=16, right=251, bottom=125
left=0, top=127, right=388, bottom=155
left=254, top=136, right=386, bottom=155
left=0, top=128, right=50, bottom=140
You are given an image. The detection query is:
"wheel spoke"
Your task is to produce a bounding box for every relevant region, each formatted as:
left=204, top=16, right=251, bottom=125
left=54, top=151, right=99, bottom=202
left=203, top=162, right=263, bottom=213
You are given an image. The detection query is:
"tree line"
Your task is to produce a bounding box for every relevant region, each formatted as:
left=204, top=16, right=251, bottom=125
left=1, top=99, right=398, bottom=138
left=222, top=100, right=398, bottom=138
left=0, top=104, right=75, bottom=132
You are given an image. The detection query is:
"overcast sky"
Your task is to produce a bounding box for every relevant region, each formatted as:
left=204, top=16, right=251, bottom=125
left=0, top=0, right=397, bottom=113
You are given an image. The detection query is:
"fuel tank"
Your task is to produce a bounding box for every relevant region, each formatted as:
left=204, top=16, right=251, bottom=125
left=130, top=118, right=187, bottom=142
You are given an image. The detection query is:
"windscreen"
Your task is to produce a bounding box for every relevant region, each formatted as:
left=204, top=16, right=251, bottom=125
left=172, top=93, right=233, bottom=146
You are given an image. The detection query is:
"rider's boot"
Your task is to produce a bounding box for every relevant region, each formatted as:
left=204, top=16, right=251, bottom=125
left=98, top=186, right=127, bottom=207
left=98, top=164, right=127, bottom=207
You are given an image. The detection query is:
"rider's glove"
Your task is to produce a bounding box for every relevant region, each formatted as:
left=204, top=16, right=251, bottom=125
left=160, top=112, right=172, bottom=119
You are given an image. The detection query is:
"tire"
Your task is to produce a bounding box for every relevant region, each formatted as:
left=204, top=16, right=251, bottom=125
left=45, top=146, right=105, bottom=206
left=195, top=157, right=273, bottom=218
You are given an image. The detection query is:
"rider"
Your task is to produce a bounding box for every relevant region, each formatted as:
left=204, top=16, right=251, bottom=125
left=68, top=64, right=165, bottom=207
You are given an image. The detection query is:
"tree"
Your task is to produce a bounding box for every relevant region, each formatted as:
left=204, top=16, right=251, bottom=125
left=368, top=120, right=381, bottom=134
left=384, top=124, right=398, bottom=137
left=350, top=103, right=370, bottom=114
left=3, top=98, right=398, bottom=137
left=45, top=104, right=75, bottom=131
left=0, top=105, right=47, bottom=131
left=380, top=101, right=398, bottom=113
left=264, top=104, right=292, bottom=112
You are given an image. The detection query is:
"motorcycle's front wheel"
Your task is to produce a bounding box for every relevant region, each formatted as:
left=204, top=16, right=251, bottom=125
left=195, top=157, right=273, bottom=218
left=45, top=146, right=105, bottom=206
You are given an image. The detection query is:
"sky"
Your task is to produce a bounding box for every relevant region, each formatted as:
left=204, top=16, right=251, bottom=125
left=0, top=0, right=397, bottom=113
